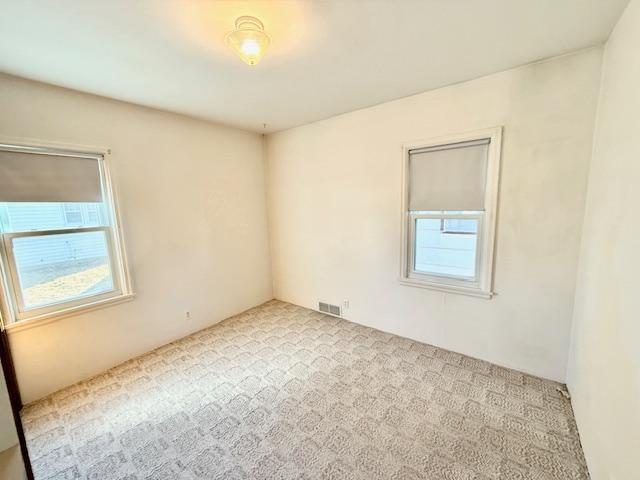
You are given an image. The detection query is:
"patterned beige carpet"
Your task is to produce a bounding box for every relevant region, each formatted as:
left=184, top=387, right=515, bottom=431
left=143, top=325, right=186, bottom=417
left=22, top=300, right=589, bottom=479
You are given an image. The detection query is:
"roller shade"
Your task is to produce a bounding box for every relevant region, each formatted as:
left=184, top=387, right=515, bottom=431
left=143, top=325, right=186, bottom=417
left=409, top=139, right=489, bottom=211
left=0, top=149, right=103, bottom=203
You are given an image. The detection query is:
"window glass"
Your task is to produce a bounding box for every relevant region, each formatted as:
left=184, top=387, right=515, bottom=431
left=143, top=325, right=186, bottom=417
left=63, top=204, right=83, bottom=225
left=85, top=204, right=100, bottom=224
left=11, top=230, right=114, bottom=310
left=0, top=202, right=107, bottom=233
left=414, top=217, right=478, bottom=279
left=441, top=218, right=478, bottom=234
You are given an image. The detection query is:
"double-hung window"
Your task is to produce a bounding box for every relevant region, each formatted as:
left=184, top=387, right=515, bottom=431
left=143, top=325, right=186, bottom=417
left=0, top=143, right=132, bottom=327
left=400, top=128, right=502, bottom=297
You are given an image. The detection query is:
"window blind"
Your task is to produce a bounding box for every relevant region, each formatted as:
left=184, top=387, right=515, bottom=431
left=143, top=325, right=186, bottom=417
left=409, top=139, right=489, bottom=211
left=0, top=149, right=103, bottom=203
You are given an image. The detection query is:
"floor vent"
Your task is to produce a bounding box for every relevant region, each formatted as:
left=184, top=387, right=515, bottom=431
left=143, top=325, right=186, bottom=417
left=318, top=302, right=341, bottom=317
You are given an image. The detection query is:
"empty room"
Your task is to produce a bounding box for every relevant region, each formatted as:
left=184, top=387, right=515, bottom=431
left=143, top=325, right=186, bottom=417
left=0, top=1, right=637, bottom=479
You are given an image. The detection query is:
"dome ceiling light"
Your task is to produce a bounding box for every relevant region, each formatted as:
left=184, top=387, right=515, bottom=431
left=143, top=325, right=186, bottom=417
left=225, top=16, right=270, bottom=66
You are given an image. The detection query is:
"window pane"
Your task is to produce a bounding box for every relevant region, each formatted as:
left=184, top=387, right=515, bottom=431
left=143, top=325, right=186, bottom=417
left=11, top=230, right=115, bottom=310
left=441, top=218, right=478, bottom=234
left=0, top=202, right=107, bottom=233
left=63, top=204, right=82, bottom=225
left=414, top=218, right=478, bottom=278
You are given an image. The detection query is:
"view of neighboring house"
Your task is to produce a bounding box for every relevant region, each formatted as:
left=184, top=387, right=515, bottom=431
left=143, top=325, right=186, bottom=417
left=0, top=202, right=112, bottom=309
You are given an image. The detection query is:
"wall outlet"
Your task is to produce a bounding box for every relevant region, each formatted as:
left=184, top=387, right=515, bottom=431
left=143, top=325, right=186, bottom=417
left=343, top=300, right=350, bottom=310
left=185, top=311, right=192, bottom=320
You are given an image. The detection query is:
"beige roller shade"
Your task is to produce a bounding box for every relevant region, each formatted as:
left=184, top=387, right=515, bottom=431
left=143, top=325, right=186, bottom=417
left=409, top=139, right=489, bottom=211
left=0, top=150, right=103, bottom=203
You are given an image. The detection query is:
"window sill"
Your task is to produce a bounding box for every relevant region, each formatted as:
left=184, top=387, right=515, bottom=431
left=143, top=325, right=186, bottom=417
left=398, top=278, right=493, bottom=299
left=5, top=293, right=136, bottom=333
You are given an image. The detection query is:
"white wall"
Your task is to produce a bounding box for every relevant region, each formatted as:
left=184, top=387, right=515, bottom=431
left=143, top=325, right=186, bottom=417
left=0, top=73, right=273, bottom=403
left=567, top=1, right=640, bottom=478
left=266, top=48, right=602, bottom=382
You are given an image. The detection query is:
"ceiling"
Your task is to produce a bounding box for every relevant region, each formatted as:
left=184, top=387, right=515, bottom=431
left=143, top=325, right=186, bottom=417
left=0, top=0, right=629, bottom=133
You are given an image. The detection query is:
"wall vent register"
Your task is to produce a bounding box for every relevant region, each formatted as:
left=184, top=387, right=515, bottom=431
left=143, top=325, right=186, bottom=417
left=318, top=302, right=341, bottom=317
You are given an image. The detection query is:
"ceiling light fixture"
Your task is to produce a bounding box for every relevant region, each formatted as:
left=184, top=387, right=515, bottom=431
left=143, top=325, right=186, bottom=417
left=226, top=16, right=270, bottom=66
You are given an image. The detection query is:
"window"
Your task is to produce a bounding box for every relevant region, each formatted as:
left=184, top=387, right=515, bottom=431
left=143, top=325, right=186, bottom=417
left=400, top=128, right=502, bottom=297
left=413, top=214, right=480, bottom=279
left=0, top=143, right=132, bottom=326
left=63, top=204, right=83, bottom=225
left=85, top=204, right=100, bottom=225
left=63, top=203, right=103, bottom=227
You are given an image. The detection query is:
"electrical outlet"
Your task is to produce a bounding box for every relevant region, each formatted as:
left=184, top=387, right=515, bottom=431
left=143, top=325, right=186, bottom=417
left=343, top=300, right=350, bottom=310
left=185, top=311, right=192, bottom=320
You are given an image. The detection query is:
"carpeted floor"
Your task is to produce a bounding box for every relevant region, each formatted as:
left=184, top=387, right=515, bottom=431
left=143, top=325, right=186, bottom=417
left=22, top=300, right=589, bottom=479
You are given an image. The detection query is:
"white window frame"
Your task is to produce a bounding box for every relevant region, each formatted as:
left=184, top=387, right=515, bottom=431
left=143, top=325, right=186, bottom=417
left=399, top=127, right=502, bottom=298
left=0, top=140, right=134, bottom=330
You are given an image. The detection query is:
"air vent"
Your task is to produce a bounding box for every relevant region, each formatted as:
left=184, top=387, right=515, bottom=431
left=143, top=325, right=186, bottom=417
left=318, top=301, right=341, bottom=317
